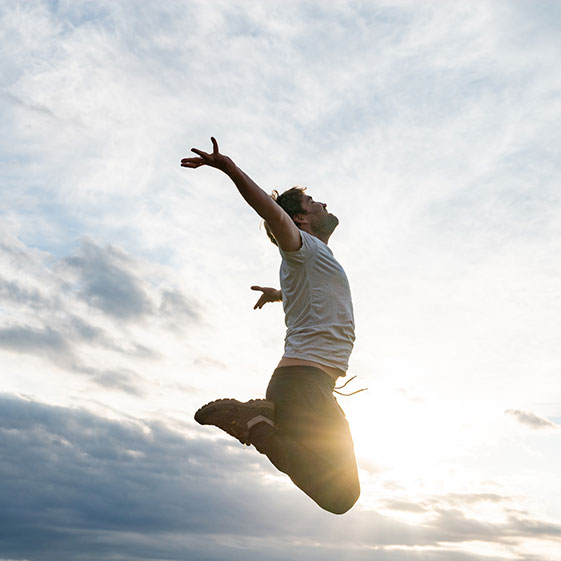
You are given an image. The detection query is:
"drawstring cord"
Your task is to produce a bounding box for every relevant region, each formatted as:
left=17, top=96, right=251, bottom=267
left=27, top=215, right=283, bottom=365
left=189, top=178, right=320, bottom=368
left=334, top=375, right=368, bottom=396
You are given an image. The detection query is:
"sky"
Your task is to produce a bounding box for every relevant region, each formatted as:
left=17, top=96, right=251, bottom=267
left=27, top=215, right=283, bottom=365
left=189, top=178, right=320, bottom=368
left=1, top=0, right=561, bottom=560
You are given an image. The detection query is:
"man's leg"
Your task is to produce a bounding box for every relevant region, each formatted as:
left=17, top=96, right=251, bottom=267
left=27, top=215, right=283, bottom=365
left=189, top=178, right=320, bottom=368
left=250, top=366, right=360, bottom=515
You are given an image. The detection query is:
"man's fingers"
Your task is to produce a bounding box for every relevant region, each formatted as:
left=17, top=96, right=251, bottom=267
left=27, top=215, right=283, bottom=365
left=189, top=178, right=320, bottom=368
left=251, top=285, right=264, bottom=292
left=181, top=157, right=204, bottom=168
left=182, top=139, right=221, bottom=169
left=191, top=148, right=209, bottom=158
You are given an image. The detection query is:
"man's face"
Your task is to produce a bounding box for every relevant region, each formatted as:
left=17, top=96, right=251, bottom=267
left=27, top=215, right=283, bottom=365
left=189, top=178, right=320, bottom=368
left=300, top=194, right=339, bottom=237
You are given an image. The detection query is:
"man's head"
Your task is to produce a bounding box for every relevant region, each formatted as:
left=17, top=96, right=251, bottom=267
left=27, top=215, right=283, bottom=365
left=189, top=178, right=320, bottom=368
left=265, top=186, right=339, bottom=245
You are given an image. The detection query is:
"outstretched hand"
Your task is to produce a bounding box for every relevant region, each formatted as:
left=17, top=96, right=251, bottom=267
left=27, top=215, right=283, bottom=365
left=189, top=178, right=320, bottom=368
left=251, top=286, right=282, bottom=310
left=180, top=137, right=235, bottom=174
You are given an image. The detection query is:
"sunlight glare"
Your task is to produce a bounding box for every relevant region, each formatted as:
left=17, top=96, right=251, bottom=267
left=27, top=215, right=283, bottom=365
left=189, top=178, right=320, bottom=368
left=346, top=388, right=473, bottom=488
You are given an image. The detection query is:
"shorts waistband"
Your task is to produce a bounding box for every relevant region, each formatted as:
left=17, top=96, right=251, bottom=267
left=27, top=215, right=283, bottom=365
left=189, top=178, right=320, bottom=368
left=272, top=365, right=336, bottom=389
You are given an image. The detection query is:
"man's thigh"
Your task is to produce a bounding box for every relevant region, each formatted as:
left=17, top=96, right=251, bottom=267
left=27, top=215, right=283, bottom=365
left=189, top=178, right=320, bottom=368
left=266, top=368, right=357, bottom=469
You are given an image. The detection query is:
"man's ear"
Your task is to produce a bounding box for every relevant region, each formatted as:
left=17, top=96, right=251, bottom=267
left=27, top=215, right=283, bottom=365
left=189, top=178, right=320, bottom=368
left=293, top=213, right=307, bottom=226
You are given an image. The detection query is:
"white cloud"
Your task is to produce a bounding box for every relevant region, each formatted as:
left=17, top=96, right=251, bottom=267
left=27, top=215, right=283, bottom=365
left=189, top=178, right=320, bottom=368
left=505, top=409, right=558, bottom=430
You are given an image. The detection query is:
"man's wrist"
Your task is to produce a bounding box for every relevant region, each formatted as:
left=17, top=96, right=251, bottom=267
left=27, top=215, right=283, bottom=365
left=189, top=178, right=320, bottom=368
left=222, top=159, right=238, bottom=177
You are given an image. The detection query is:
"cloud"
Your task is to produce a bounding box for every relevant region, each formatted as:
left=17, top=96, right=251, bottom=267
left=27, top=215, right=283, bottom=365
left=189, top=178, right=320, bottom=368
left=0, top=393, right=273, bottom=561
left=81, top=366, right=144, bottom=396
left=0, top=325, right=70, bottom=355
left=440, top=493, right=509, bottom=506
left=63, top=242, right=153, bottom=319
left=426, top=507, right=561, bottom=545
left=0, top=278, right=46, bottom=306
left=382, top=498, right=428, bottom=513
left=0, top=233, right=200, bottom=395
left=377, top=493, right=561, bottom=550
left=0, top=231, right=199, bottom=328
left=1, top=394, right=561, bottom=561
left=505, top=409, right=558, bottom=430
left=381, top=494, right=509, bottom=515
left=160, top=288, right=200, bottom=323
left=0, top=322, right=148, bottom=395
left=60, top=237, right=200, bottom=324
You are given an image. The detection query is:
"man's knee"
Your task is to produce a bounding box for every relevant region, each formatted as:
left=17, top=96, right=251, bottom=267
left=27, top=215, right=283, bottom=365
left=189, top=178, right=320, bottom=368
left=318, top=482, right=360, bottom=515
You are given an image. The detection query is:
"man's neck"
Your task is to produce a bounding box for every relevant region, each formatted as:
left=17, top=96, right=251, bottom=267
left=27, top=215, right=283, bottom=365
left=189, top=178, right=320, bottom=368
left=301, top=226, right=331, bottom=245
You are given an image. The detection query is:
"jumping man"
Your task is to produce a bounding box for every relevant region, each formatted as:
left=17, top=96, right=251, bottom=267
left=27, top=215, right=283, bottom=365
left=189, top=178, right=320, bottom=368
left=181, top=138, right=360, bottom=514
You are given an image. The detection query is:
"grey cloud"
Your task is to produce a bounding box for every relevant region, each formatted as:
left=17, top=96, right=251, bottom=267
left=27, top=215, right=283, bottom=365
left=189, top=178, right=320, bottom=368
left=159, top=288, right=200, bottom=322
left=1, top=236, right=199, bottom=328
left=0, top=278, right=46, bottom=306
left=0, top=325, right=76, bottom=367
left=422, top=507, right=561, bottom=546
left=1, top=394, right=559, bottom=561
left=0, top=394, right=349, bottom=561
left=0, top=325, right=66, bottom=352
left=379, top=494, right=532, bottom=545
left=68, top=315, right=109, bottom=343
left=382, top=499, right=428, bottom=513
left=0, top=395, right=266, bottom=536
left=427, top=508, right=506, bottom=543
left=373, top=494, right=561, bottom=552
left=447, top=493, right=507, bottom=504
left=0, top=279, right=129, bottom=354
left=59, top=238, right=199, bottom=325
left=68, top=315, right=157, bottom=358
left=81, top=366, right=144, bottom=396
left=64, top=239, right=153, bottom=320
left=505, top=409, right=558, bottom=429
left=1, top=90, right=59, bottom=119
left=0, top=324, right=144, bottom=395
left=0, top=236, right=201, bottom=395
left=507, top=515, right=561, bottom=539
left=435, top=493, right=509, bottom=507
left=0, top=234, right=39, bottom=268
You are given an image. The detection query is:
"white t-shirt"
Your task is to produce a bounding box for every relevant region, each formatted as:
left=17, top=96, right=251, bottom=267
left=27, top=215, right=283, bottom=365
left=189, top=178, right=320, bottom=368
left=279, top=230, right=355, bottom=372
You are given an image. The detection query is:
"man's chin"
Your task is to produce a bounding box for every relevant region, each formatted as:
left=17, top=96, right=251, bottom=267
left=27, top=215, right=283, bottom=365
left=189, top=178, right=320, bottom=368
left=327, top=213, right=339, bottom=231
left=315, top=213, right=339, bottom=236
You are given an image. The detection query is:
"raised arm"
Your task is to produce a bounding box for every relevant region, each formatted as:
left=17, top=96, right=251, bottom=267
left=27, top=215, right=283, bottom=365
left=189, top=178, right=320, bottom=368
left=181, top=138, right=301, bottom=251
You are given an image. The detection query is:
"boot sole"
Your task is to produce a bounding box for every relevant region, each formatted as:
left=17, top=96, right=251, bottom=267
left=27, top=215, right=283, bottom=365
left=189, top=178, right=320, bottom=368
left=195, top=398, right=274, bottom=424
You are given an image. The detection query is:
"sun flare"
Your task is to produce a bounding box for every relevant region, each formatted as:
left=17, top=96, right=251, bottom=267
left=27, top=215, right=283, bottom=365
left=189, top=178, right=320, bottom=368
left=345, top=390, right=473, bottom=488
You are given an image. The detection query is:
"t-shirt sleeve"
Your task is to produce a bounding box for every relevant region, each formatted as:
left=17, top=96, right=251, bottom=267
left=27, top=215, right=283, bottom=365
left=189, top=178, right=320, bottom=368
left=278, top=231, right=318, bottom=265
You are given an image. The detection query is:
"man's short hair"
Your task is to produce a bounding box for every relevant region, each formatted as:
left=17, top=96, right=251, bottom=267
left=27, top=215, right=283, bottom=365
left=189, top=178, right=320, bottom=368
left=264, top=186, right=307, bottom=246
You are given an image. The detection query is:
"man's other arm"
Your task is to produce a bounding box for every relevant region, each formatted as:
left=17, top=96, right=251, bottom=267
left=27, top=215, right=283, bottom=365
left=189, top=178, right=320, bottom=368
left=251, top=286, right=282, bottom=309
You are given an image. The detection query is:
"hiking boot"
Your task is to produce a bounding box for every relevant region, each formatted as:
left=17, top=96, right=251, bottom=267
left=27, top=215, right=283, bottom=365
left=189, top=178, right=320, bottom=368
left=194, top=398, right=275, bottom=445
